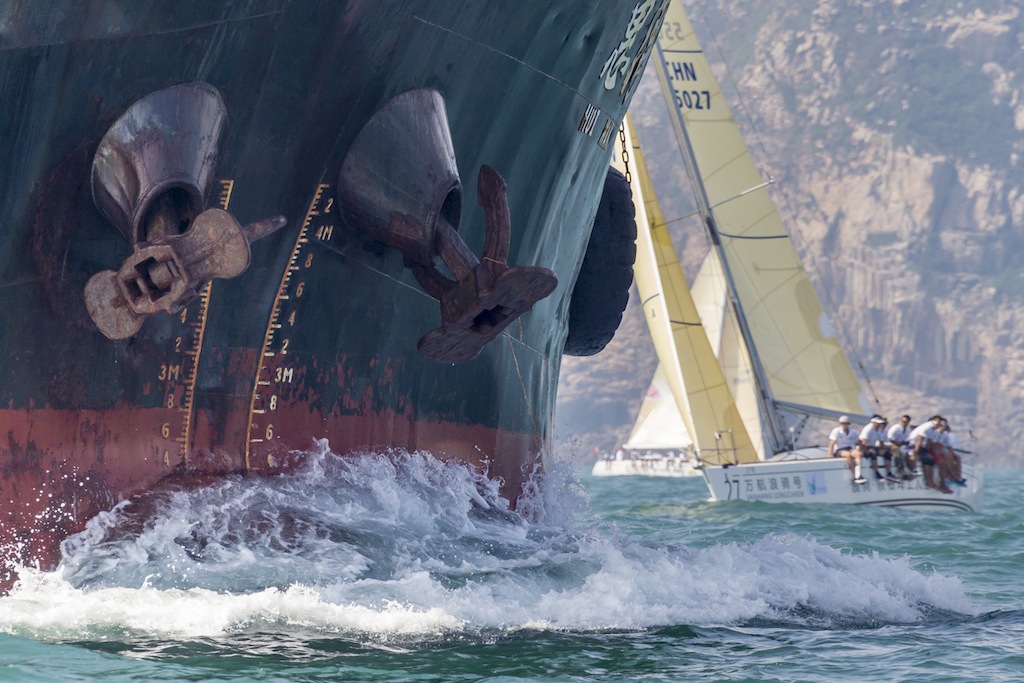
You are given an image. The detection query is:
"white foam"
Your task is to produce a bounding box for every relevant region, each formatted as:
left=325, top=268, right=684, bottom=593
left=0, top=445, right=976, bottom=641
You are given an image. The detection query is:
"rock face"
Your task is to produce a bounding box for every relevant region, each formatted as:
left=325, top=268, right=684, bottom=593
left=557, top=0, right=1024, bottom=466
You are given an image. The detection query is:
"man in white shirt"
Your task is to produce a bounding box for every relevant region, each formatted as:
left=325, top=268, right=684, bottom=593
left=886, top=414, right=915, bottom=479
left=909, top=415, right=952, bottom=494
left=859, top=415, right=896, bottom=482
left=828, top=415, right=865, bottom=484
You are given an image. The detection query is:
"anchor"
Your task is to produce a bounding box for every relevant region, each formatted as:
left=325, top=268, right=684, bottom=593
left=84, top=210, right=285, bottom=339
left=337, top=88, right=556, bottom=363
left=85, top=83, right=285, bottom=339
left=411, top=165, right=556, bottom=363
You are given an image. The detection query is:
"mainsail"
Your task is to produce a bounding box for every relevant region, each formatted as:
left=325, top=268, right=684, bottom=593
left=613, top=117, right=757, bottom=465
left=652, top=1, right=869, bottom=452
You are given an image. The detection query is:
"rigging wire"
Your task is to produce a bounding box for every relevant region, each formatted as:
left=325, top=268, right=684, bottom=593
left=689, top=3, right=884, bottom=414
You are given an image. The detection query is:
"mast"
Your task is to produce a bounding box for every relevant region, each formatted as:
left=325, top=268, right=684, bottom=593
left=651, top=40, right=791, bottom=453
left=647, top=1, right=870, bottom=450
left=613, top=117, right=758, bottom=465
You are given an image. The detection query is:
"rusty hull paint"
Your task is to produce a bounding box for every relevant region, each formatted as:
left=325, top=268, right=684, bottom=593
left=0, top=399, right=540, bottom=589
left=0, top=406, right=172, bottom=589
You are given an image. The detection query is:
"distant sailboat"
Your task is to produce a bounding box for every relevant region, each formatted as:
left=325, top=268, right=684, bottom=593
left=592, top=365, right=699, bottom=477
left=625, top=0, right=981, bottom=510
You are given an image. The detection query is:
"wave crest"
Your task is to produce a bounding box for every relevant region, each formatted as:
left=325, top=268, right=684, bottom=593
left=0, top=444, right=976, bottom=640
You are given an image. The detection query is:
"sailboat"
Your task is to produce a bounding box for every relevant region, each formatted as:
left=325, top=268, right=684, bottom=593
left=621, top=0, right=981, bottom=511
left=591, top=365, right=699, bottom=477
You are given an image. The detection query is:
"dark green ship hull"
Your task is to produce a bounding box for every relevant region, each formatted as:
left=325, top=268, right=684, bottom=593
left=0, top=0, right=662, bottom=585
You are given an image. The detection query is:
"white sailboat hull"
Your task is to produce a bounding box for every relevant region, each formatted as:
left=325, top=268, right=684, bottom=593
left=592, top=455, right=699, bottom=478
left=700, top=447, right=982, bottom=511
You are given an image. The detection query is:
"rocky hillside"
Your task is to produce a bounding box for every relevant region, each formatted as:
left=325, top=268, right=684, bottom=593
left=556, top=0, right=1024, bottom=467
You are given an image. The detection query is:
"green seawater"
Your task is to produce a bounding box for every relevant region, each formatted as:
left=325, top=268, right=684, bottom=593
left=0, top=452, right=1020, bottom=682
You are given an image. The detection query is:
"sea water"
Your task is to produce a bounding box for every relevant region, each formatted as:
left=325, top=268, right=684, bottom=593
left=0, top=442, right=1020, bottom=681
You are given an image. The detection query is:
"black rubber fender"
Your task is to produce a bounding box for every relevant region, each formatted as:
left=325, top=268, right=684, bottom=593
left=563, top=166, right=636, bottom=356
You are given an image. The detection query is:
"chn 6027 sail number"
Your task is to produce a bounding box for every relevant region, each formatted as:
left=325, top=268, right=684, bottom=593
left=674, top=89, right=711, bottom=110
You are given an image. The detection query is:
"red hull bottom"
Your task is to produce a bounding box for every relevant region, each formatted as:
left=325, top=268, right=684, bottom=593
left=0, top=405, right=540, bottom=590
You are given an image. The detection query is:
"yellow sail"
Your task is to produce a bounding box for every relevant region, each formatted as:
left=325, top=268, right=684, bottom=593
left=691, top=251, right=768, bottom=460
left=612, top=117, right=757, bottom=465
left=654, top=3, right=867, bottom=427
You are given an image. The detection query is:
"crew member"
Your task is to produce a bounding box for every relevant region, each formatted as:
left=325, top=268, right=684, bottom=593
left=886, top=414, right=915, bottom=479
left=909, top=415, right=952, bottom=494
left=829, top=415, right=864, bottom=484
left=859, top=415, right=895, bottom=481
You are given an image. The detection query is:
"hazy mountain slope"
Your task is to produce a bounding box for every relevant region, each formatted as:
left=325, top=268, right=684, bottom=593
left=556, top=0, right=1024, bottom=466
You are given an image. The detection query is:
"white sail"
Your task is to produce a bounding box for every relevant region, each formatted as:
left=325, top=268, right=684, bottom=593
left=612, top=117, right=757, bottom=465
left=653, top=3, right=869, bottom=448
left=622, top=364, right=692, bottom=452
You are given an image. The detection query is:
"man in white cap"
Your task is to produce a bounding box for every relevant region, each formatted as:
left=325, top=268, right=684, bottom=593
left=859, top=415, right=897, bottom=482
left=828, top=415, right=864, bottom=484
